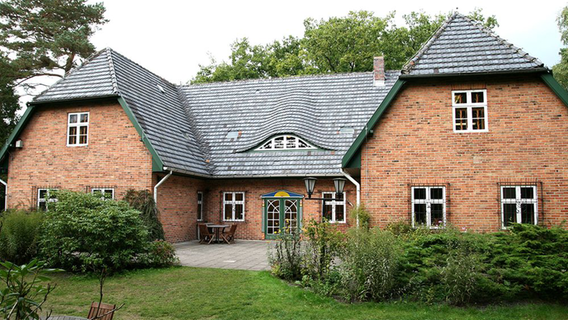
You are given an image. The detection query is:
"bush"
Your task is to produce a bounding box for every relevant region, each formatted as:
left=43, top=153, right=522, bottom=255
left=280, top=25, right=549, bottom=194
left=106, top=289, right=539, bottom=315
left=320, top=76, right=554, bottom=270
left=269, top=232, right=304, bottom=281
left=0, top=210, right=44, bottom=264
left=123, top=189, right=165, bottom=241
left=39, top=191, right=150, bottom=273
left=136, top=240, right=179, bottom=268
left=341, top=228, right=402, bottom=302
left=349, top=205, right=370, bottom=230
left=440, top=239, right=484, bottom=305
left=303, top=219, right=344, bottom=281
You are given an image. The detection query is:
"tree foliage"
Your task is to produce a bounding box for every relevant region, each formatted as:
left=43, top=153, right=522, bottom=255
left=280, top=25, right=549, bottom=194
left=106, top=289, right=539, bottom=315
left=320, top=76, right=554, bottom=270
left=554, top=6, right=568, bottom=89
left=192, top=9, right=498, bottom=84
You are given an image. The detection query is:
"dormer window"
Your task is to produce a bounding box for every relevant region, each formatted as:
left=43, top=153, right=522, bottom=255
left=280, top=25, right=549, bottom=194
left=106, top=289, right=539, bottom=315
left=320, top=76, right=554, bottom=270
left=256, top=135, right=316, bottom=151
left=452, top=90, right=488, bottom=133
left=67, top=112, right=89, bottom=146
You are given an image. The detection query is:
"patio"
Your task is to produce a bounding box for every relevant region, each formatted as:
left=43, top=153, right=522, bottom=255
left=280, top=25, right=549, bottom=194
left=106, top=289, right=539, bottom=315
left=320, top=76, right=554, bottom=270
left=174, top=240, right=273, bottom=271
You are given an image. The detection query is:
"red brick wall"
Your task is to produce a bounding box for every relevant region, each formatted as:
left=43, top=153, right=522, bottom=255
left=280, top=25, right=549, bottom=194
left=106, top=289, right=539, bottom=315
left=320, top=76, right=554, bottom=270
left=7, top=100, right=153, bottom=208
left=360, top=75, right=568, bottom=231
left=154, top=174, right=205, bottom=242
left=157, top=177, right=356, bottom=241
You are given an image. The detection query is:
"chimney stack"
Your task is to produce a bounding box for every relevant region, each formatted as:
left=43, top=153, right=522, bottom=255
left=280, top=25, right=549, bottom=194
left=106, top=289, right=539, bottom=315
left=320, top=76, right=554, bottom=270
left=373, top=56, right=385, bottom=87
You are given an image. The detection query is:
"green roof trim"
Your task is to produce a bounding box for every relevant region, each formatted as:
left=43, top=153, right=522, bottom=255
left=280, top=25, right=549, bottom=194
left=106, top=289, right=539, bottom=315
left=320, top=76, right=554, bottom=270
left=0, top=106, right=36, bottom=170
left=541, top=73, right=568, bottom=108
left=117, top=97, right=164, bottom=172
left=342, top=79, right=407, bottom=168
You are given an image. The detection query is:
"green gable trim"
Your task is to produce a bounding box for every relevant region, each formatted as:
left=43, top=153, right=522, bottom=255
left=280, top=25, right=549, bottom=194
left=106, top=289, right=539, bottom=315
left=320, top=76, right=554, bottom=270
left=344, top=150, right=361, bottom=168
left=342, top=79, right=407, bottom=168
left=0, top=106, right=36, bottom=170
left=541, top=73, right=568, bottom=108
left=117, top=97, right=164, bottom=172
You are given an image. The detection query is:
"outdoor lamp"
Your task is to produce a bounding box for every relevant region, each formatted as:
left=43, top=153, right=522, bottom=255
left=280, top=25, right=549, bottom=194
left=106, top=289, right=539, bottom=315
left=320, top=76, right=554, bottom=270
left=303, top=177, right=317, bottom=198
left=333, top=178, right=346, bottom=195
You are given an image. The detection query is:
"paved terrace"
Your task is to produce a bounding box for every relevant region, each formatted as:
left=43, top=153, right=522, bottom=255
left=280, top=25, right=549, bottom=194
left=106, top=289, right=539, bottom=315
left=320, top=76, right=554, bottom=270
left=174, top=240, right=273, bottom=271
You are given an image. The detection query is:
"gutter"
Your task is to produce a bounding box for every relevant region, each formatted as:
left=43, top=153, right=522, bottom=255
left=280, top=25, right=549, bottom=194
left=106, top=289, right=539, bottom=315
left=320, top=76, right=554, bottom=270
left=154, top=169, right=173, bottom=204
left=0, top=179, right=5, bottom=211
left=342, top=170, right=360, bottom=228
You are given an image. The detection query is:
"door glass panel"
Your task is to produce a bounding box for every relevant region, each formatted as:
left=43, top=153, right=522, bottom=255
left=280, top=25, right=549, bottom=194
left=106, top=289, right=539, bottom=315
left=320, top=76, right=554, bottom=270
left=266, top=200, right=280, bottom=235
left=284, top=200, right=298, bottom=234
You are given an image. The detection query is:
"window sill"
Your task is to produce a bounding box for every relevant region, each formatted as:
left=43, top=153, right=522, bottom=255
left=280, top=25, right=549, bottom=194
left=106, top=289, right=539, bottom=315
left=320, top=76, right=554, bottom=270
left=453, top=129, right=488, bottom=133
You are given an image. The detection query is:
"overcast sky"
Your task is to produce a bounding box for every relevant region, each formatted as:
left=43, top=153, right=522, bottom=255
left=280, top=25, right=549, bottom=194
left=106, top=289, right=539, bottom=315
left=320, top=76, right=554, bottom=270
left=86, top=0, right=565, bottom=84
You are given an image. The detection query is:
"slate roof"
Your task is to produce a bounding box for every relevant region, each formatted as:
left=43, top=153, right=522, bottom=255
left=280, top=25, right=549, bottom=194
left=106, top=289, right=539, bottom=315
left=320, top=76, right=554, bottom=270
left=401, top=13, right=547, bottom=77
left=31, top=48, right=398, bottom=177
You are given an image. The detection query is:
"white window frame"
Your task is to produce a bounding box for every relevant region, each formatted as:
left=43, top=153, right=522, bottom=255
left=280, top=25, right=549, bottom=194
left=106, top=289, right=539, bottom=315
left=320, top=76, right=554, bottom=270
left=500, top=185, right=538, bottom=229
left=256, top=135, right=316, bottom=151
left=67, top=112, right=90, bottom=146
left=452, top=90, right=488, bottom=133
left=197, top=191, right=203, bottom=221
left=411, top=186, right=446, bottom=228
left=38, top=188, right=58, bottom=211
left=91, top=188, right=114, bottom=200
left=322, top=192, right=346, bottom=223
left=223, top=192, right=245, bottom=222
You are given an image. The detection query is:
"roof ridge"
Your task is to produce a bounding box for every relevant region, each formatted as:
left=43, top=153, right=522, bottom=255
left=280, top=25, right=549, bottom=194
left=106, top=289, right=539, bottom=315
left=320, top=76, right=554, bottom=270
left=185, top=70, right=401, bottom=88
left=108, top=48, right=177, bottom=87
left=104, top=48, right=120, bottom=95
left=459, top=14, right=545, bottom=68
left=401, top=12, right=456, bottom=74
left=32, top=48, right=109, bottom=102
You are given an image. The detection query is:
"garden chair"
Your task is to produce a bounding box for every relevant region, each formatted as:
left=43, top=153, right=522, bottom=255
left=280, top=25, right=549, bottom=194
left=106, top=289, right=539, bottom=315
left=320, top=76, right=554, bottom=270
left=87, top=302, right=116, bottom=320
left=199, top=223, right=216, bottom=244
left=221, top=224, right=237, bottom=244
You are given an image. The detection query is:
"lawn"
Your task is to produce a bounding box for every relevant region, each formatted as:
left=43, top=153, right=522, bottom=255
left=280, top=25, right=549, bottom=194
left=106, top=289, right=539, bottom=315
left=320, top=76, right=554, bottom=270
left=43, top=267, right=567, bottom=320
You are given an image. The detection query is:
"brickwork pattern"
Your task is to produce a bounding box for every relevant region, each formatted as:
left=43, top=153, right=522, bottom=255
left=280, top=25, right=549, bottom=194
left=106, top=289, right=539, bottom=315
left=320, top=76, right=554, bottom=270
left=360, top=75, right=568, bottom=231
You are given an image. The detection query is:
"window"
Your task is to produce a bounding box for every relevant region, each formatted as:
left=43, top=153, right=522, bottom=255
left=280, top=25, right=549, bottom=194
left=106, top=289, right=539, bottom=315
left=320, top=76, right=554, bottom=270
left=322, top=192, right=346, bottom=223
left=256, top=135, right=316, bottom=150
left=411, top=186, right=446, bottom=228
left=197, top=192, right=203, bottom=221
left=67, top=112, right=89, bottom=146
left=501, top=186, right=538, bottom=228
left=452, top=90, right=488, bottom=132
left=92, top=188, right=114, bottom=200
left=38, top=189, right=58, bottom=211
left=223, top=192, right=245, bottom=221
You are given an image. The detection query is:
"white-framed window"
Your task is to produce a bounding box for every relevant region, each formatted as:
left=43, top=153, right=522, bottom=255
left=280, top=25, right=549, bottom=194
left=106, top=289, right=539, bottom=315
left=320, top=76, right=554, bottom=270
left=256, top=135, right=316, bottom=151
left=92, top=188, right=114, bottom=200
left=67, top=112, right=89, bottom=146
left=223, top=192, right=245, bottom=221
left=452, top=90, right=488, bottom=133
left=38, top=189, right=58, bottom=211
left=411, top=186, right=446, bottom=228
left=322, top=192, right=346, bottom=223
left=197, top=192, right=203, bottom=221
left=501, top=186, right=538, bottom=228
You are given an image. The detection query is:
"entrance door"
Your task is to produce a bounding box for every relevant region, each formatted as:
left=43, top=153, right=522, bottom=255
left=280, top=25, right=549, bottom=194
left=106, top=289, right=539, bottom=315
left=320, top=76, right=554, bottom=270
left=263, top=198, right=301, bottom=239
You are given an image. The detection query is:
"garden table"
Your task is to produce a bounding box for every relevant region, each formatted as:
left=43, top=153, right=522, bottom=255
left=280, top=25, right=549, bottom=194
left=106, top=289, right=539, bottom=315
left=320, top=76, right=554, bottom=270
left=207, top=224, right=229, bottom=243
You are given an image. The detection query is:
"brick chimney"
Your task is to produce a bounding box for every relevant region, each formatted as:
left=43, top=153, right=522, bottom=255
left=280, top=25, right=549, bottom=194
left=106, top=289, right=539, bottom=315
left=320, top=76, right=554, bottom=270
left=373, top=56, right=385, bottom=87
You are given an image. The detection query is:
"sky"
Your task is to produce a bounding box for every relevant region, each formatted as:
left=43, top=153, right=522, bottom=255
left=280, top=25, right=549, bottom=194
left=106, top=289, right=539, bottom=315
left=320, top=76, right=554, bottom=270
left=84, top=0, right=566, bottom=85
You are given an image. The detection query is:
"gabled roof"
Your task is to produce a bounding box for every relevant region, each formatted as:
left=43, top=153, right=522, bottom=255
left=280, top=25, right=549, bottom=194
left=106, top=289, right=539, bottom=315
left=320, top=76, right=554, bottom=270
left=401, top=13, right=547, bottom=78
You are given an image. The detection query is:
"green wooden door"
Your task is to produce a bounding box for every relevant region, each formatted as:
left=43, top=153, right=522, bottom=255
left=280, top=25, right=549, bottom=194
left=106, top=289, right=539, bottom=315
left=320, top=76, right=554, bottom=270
left=263, top=198, right=301, bottom=239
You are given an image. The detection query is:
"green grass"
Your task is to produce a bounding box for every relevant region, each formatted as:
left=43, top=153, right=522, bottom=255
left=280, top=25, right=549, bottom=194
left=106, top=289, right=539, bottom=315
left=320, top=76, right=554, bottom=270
left=42, top=267, right=567, bottom=320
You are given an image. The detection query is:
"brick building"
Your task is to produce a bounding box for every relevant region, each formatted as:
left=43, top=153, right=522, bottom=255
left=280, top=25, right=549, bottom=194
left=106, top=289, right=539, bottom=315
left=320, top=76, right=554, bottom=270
left=1, top=13, right=567, bottom=241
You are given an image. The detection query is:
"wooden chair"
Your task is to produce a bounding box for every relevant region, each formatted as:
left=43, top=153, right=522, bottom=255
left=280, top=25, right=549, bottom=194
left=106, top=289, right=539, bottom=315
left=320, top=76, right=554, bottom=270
left=221, top=224, right=237, bottom=244
left=87, top=302, right=116, bottom=320
left=199, top=223, right=216, bottom=244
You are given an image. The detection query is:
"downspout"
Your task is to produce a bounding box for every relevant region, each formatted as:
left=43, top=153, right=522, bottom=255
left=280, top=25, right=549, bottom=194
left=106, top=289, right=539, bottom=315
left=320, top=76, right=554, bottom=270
left=0, top=179, right=6, bottom=211
left=154, top=169, right=173, bottom=205
left=342, top=170, right=360, bottom=228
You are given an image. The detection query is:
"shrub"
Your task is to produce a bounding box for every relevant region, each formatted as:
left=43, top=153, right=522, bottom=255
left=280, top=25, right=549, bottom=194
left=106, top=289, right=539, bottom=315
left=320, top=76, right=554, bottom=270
left=349, top=205, right=370, bottom=230
left=136, top=240, right=179, bottom=268
left=303, top=219, right=344, bottom=281
left=39, top=191, right=149, bottom=273
left=269, top=231, right=304, bottom=281
left=440, top=238, right=484, bottom=305
left=340, top=228, right=402, bottom=302
left=0, top=259, right=62, bottom=320
left=123, top=189, right=165, bottom=241
left=0, top=210, right=44, bottom=264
